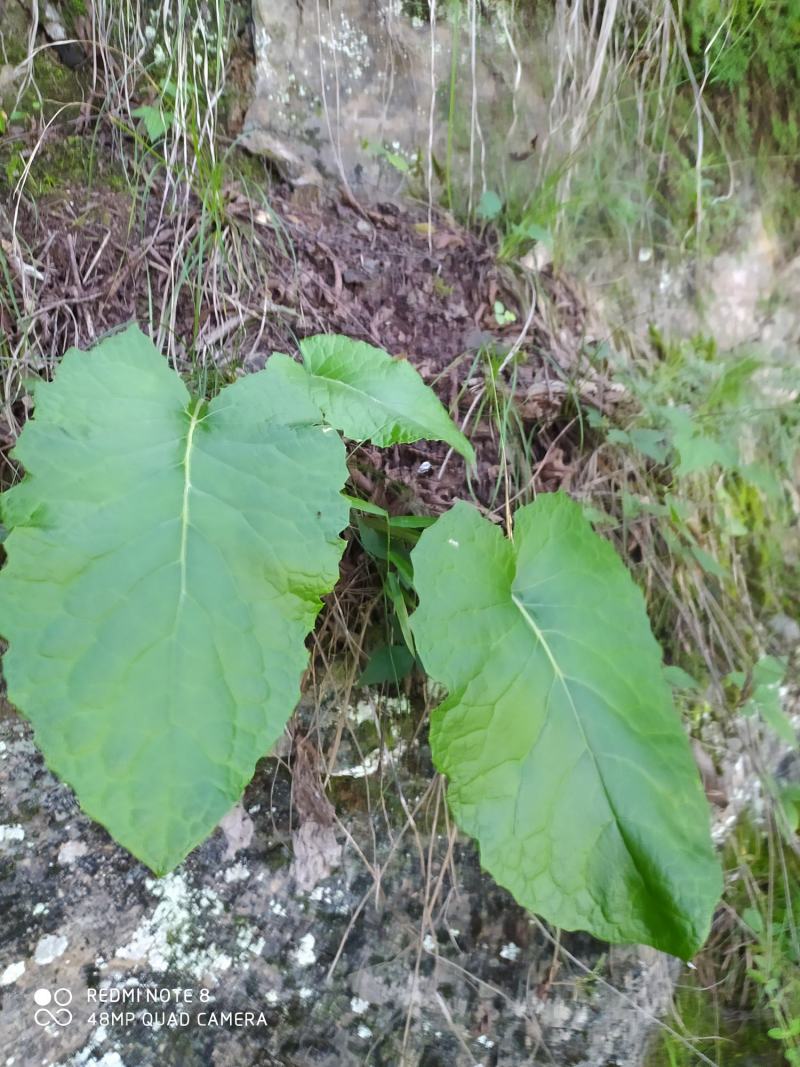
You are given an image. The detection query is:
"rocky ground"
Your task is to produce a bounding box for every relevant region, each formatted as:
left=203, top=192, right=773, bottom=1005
left=0, top=692, right=680, bottom=1067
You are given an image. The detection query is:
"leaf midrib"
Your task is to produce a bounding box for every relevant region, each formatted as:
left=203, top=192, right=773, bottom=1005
left=510, top=590, right=656, bottom=910
left=178, top=402, right=203, bottom=604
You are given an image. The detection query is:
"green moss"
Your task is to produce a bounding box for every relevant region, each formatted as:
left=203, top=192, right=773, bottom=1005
left=644, top=973, right=783, bottom=1066
left=63, top=0, right=89, bottom=22
left=0, top=133, right=127, bottom=197
left=221, top=147, right=273, bottom=189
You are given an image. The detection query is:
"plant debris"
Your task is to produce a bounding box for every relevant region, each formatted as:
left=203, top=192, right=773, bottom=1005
left=1, top=165, right=621, bottom=516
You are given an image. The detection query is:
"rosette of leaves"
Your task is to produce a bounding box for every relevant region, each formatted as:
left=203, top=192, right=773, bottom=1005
left=0, top=325, right=720, bottom=957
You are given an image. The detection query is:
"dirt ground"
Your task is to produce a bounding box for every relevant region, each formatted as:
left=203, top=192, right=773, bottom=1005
left=0, top=153, right=615, bottom=519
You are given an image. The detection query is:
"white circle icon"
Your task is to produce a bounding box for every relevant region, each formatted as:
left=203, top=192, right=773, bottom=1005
left=34, top=988, right=52, bottom=1007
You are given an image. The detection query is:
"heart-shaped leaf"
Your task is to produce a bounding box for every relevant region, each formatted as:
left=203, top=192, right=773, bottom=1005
left=410, top=492, right=721, bottom=957
left=0, top=325, right=349, bottom=873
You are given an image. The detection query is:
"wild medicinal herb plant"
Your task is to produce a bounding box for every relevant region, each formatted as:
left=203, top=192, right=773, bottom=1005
left=0, top=325, right=721, bottom=958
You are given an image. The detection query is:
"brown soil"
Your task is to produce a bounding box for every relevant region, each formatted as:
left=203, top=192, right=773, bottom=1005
left=0, top=155, right=614, bottom=517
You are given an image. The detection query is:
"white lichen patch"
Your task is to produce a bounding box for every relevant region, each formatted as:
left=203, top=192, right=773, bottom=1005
left=223, top=863, right=250, bottom=883
left=307, top=882, right=350, bottom=913
left=330, top=740, right=408, bottom=779
left=292, top=933, right=316, bottom=967
left=0, top=960, right=25, bottom=985
left=499, top=942, right=520, bottom=961
left=350, top=699, right=377, bottom=726
left=34, top=933, right=68, bottom=965
left=58, top=839, right=88, bottom=865
left=235, top=926, right=265, bottom=958
left=319, top=16, right=371, bottom=80
left=351, top=996, right=370, bottom=1014
left=52, top=1025, right=121, bottom=1067
left=115, top=873, right=245, bottom=979
left=351, top=694, right=410, bottom=724
left=58, top=1047, right=126, bottom=1067
left=0, top=824, right=25, bottom=846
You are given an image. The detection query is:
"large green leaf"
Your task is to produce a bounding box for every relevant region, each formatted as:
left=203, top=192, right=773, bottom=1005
left=284, top=334, right=475, bottom=464
left=410, top=492, right=721, bottom=957
left=0, top=325, right=349, bottom=874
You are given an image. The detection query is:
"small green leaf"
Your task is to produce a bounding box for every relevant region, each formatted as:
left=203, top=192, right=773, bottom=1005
left=706, top=356, right=760, bottom=409
left=382, top=514, right=437, bottom=530
left=722, top=661, right=790, bottom=741
left=779, top=793, right=799, bottom=832
left=477, top=189, right=503, bottom=221
left=690, top=545, right=727, bottom=580
left=386, top=570, right=415, bottom=656
left=581, top=503, right=615, bottom=528
left=356, top=517, right=389, bottom=562
left=750, top=688, right=797, bottom=747
left=741, top=906, right=764, bottom=935
left=607, top=428, right=631, bottom=447
left=363, top=140, right=412, bottom=173
left=676, top=433, right=736, bottom=476
left=769, top=1019, right=800, bottom=1040
left=627, top=428, right=671, bottom=463
left=410, top=492, right=721, bottom=956
left=726, top=669, right=747, bottom=691
left=622, top=493, right=667, bottom=519
left=752, top=655, right=787, bottom=687
left=493, top=300, right=517, bottom=326
left=343, top=493, right=389, bottom=518
left=585, top=408, right=606, bottom=430
left=609, top=425, right=672, bottom=466
left=384, top=150, right=410, bottom=173
left=664, top=666, right=701, bottom=691
left=387, top=548, right=414, bottom=587
left=660, top=408, right=738, bottom=475
left=271, top=338, right=475, bottom=465
left=359, top=644, right=415, bottom=686
left=523, top=222, right=553, bottom=245
left=132, top=104, right=174, bottom=143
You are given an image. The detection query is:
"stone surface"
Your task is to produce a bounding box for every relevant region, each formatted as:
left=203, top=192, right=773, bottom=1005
left=1, top=694, right=680, bottom=1066
left=243, top=0, right=548, bottom=199
left=593, top=209, right=800, bottom=360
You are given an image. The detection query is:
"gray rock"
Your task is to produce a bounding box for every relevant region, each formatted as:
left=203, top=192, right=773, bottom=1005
left=768, top=612, right=800, bottom=650
left=243, top=0, right=549, bottom=200
left=0, top=695, right=681, bottom=1065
